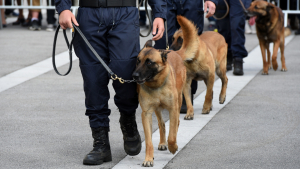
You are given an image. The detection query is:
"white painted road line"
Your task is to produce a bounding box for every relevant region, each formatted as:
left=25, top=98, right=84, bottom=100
left=113, top=35, right=295, bottom=169
left=0, top=51, right=77, bottom=93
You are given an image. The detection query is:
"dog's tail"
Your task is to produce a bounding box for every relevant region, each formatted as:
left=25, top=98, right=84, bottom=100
left=177, top=15, right=199, bottom=61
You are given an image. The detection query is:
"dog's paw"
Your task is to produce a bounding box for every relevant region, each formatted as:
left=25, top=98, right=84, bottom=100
left=281, top=68, right=287, bottom=72
left=261, top=71, right=269, bottom=75
left=158, top=144, right=167, bottom=151
left=202, top=108, right=211, bottom=114
left=272, top=60, right=278, bottom=71
left=168, top=143, right=178, bottom=154
left=142, top=160, right=154, bottom=167
left=219, top=96, right=226, bottom=104
left=184, top=114, right=194, bottom=120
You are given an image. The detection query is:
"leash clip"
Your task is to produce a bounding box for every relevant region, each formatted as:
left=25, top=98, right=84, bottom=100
left=111, top=74, right=125, bottom=84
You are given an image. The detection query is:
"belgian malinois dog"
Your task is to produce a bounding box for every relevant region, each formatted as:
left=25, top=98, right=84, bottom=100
left=247, top=0, right=288, bottom=75
left=132, top=40, right=187, bottom=167
left=170, top=16, right=228, bottom=120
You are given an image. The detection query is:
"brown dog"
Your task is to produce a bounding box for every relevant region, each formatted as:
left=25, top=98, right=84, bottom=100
left=171, top=16, right=228, bottom=120
left=247, top=0, right=287, bottom=75
left=132, top=40, right=187, bottom=167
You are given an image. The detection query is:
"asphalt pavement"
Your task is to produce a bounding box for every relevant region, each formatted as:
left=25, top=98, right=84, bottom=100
left=1, top=11, right=300, bottom=169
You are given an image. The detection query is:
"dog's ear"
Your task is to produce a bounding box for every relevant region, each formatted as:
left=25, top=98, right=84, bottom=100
left=144, top=40, right=153, bottom=48
left=266, top=4, right=274, bottom=10
left=160, top=50, right=170, bottom=63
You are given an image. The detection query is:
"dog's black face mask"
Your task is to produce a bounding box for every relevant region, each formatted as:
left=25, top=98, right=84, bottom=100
left=132, top=42, right=169, bottom=84
left=170, top=36, right=183, bottom=51
left=133, top=54, right=158, bottom=84
left=247, top=1, right=274, bottom=17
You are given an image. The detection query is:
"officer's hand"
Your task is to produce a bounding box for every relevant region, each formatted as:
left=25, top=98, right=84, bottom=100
left=59, top=10, right=79, bottom=29
left=204, top=1, right=216, bottom=18
left=152, top=18, right=165, bottom=41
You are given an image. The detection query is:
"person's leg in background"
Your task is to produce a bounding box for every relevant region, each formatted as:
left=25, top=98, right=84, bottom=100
left=46, top=0, right=57, bottom=31
left=28, top=0, right=41, bottom=30
left=12, top=0, right=25, bottom=25
left=229, top=0, right=249, bottom=75
left=215, top=0, right=233, bottom=71
left=295, top=15, right=300, bottom=35
left=0, top=0, right=7, bottom=27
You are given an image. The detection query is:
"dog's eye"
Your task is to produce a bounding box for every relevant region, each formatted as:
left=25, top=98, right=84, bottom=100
left=254, top=5, right=258, bottom=9
left=147, top=61, right=152, bottom=65
left=136, top=59, right=140, bottom=65
left=177, top=37, right=183, bottom=44
left=172, top=37, right=175, bottom=42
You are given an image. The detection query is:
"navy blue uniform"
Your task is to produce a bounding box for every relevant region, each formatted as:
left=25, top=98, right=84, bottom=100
left=153, top=0, right=218, bottom=94
left=55, top=0, right=166, bottom=128
left=215, top=0, right=251, bottom=62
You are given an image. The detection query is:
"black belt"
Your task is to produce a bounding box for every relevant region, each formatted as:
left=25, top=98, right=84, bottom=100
left=79, top=0, right=136, bottom=7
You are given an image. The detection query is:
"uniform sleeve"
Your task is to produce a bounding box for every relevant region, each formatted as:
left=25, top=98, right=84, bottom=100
left=55, top=0, right=72, bottom=14
left=205, top=0, right=218, bottom=6
left=148, top=0, right=167, bottom=20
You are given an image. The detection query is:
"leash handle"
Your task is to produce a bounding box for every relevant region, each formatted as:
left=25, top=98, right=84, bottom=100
left=52, top=23, right=135, bottom=84
left=52, top=25, right=72, bottom=76
left=139, top=0, right=152, bottom=37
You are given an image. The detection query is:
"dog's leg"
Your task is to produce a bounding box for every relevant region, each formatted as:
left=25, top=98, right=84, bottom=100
left=155, top=110, right=167, bottom=151
left=266, top=43, right=272, bottom=69
left=280, top=34, right=287, bottom=72
left=216, top=48, right=228, bottom=104
left=167, top=107, right=179, bottom=154
left=141, top=111, right=154, bottom=167
left=183, top=78, right=194, bottom=120
left=202, top=73, right=215, bottom=114
left=259, top=40, right=269, bottom=75
left=272, top=40, right=280, bottom=71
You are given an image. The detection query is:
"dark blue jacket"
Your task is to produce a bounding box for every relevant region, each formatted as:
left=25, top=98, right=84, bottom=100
left=54, top=0, right=167, bottom=20
left=205, top=0, right=218, bottom=6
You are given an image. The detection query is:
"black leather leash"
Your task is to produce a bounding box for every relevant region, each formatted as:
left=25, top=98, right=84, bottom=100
left=213, top=0, right=249, bottom=20
left=52, top=0, right=169, bottom=79
left=52, top=23, right=135, bottom=83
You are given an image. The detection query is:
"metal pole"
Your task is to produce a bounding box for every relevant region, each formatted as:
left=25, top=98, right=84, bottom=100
left=284, top=12, right=288, bottom=27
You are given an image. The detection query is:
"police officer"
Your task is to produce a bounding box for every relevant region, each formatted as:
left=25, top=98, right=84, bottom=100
left=55, top=0, right=166, bottom=165
left=215, top=0, right=251, bottom=75
left=153, top=0, right=218, bottom=112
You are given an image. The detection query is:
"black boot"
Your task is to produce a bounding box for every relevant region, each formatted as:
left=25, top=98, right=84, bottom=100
left=226, top=52, right=233, bottom=71
left=119, top=113, right=141, bottom=156
left=180, top=94, right=193, bottom=113
left=233, top=59, right=244, bottom=75
left=83, top=127, right=112, bottom=165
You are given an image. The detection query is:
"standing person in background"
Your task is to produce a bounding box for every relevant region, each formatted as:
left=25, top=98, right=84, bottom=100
left=215, top=0, right=251, bottom=75
left=55, top=0, right=166, bottom=166
left=154, top=0, right=218, bottom=113
left=0, top=0, right=7, bottom=27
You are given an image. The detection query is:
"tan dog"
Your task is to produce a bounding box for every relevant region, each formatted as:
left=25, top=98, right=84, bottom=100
left=171, top=16, right=228, bottom=120
left=247, top=0, right=288, bottom=74
left=132, top=40, right=187, bottom=167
